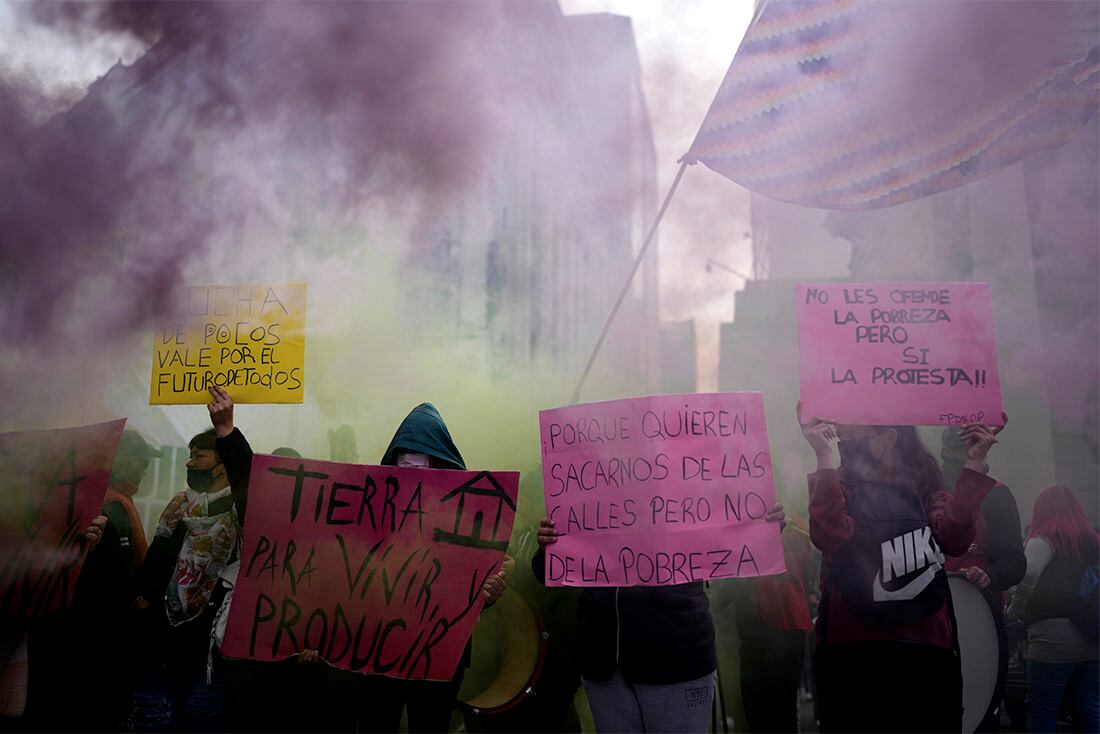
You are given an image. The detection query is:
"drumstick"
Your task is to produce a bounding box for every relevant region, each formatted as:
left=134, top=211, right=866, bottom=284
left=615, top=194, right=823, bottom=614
left=786, top=523, right=810, bottom=537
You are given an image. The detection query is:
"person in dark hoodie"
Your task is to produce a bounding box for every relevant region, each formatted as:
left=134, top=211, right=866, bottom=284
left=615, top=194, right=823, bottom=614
left=941, top=419, right=1024, bottom=732
left=353, top=403, right=508, bottom=733
left=533, top=488, right=786, bottom=732
left=940, top=419, right=1024, bottom=596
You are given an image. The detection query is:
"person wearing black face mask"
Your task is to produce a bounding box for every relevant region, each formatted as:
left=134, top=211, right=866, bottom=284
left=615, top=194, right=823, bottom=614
left=132, top=389, right=254, bottom=732
left=798, top=402, right=1005, bottom=733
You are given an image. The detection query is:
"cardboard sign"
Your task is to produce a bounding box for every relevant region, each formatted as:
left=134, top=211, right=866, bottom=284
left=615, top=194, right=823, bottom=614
left=0, top=419, right=126, bottom=620
left=797, top=283, right=1004, bottom=426
left=222, top=455, right=520, bottom=681
left=538, top=393, right=784, bottom=587
left=150, top=283, right=307, bottom=404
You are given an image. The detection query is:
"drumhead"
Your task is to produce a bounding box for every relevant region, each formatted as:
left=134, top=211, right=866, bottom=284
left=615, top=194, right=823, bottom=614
left=458, top=586, right=546, bottom=714
left=949, top=575, right=999, bottom=733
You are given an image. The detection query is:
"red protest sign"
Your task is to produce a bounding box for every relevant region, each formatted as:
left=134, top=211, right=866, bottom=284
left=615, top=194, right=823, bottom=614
left=0, top=419, right=126, bottom=620
left=222, top=455, right=520, bottom=681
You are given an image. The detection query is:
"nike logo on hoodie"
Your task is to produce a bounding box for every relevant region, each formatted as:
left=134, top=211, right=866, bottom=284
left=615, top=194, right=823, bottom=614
left=873, top=527, right=945, bottom=601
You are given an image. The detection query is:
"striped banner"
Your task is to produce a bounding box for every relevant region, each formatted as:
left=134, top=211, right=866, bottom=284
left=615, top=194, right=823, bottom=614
left=684, top=0, right=1099, bottom=210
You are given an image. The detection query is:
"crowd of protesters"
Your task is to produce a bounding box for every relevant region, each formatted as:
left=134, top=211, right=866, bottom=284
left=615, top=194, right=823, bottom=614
left=1, top=388, right=1097, bottom=734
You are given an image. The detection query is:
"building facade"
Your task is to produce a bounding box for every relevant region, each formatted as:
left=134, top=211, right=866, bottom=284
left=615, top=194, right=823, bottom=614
left=720, top=117, right=1099, bottom=521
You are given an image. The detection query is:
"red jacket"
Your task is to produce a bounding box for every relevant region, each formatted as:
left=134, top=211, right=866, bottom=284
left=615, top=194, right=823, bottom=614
left=752, top=517, right=813, bottom=632
left=809, top=467, right=996, bottom=649
left=104, top=482, right=148, bottom=567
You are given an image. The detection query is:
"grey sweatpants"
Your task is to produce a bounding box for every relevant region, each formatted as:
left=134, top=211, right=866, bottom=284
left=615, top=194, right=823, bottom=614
left=582, top=668, right=716, bottom=733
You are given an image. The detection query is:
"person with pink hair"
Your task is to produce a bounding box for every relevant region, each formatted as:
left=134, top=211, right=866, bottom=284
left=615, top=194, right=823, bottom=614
left=1007, top=486, right=1099, bottom=733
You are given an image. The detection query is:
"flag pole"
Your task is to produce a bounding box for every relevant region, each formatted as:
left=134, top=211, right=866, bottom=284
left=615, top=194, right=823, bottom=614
left=567, top=14, right=742, bottom=405
left=569, top=160, right=689, bottom=405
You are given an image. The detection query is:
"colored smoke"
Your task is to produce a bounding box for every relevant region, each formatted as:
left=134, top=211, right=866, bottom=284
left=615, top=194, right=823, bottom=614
left=0, top=1, right=662, bottom=433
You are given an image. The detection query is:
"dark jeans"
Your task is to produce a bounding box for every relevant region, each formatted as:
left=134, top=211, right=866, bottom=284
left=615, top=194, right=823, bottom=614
left=357, top=674, right=464, bottom=733
left=739, top=627, right=805, bottom=733
left=1026, top=659, right=1100, bottom=733
left=815, top=641, right=962, bottom=733
left=129, top=667, right=229, bottom=733
left=129, top=607, right=233, bottom=733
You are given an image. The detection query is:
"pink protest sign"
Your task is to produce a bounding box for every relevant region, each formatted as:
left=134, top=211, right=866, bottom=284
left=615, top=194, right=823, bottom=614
left=222, top=455, right=519, bottom=681
left=797, top=283, right=1004, bottom=427
left=0, top=419, right=126, bottom=620
left=538, top=392, right=784, bottom=587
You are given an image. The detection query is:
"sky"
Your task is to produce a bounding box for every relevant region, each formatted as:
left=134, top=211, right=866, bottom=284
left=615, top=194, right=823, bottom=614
left=561, top=0, right=757, bottom=390
left=0, top=0, right=755, bottom=391
left=0, top=1, right=144, bottom=115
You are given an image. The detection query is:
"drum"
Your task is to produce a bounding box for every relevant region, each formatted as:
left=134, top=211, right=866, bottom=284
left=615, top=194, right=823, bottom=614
left=457, top=586, right=547, bottom=715
left=949, top=575, right=1000, bottom=733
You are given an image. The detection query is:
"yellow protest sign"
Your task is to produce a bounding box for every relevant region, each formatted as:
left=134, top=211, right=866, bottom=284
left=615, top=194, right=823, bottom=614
left=150, top=283, right=307, bottom=404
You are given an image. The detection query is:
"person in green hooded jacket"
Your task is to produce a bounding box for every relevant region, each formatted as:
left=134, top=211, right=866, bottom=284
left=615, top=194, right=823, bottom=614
left=354, top=403, right=507, bottom=733
left=378, top=403, right=466, bottom=472
left=275, top=404, right=506, bottom=731
left=200, top=395, right=506, bottom=732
